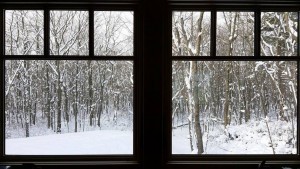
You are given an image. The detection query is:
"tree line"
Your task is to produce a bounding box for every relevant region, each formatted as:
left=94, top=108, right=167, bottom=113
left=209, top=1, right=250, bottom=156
left=5, top=10, right=134, bottom=138
left=6, top=60, right=133, bottom=137
left=172, top=11, right=298, bottom=154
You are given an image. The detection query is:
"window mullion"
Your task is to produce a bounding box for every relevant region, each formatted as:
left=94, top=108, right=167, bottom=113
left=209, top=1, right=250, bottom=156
left=298, top=11, right=300, bottom=57
left=298, top=60, right=300, bottom=155
left=254, top=9, right=261, bottom=58
left=89, top=9, right=94, bottom=57
left=0, top=6, right=4, bottom=159
left=44, top=8, right=50, bottom=57
left=211, top=10, right=216, bottom=57
left=143, top=0, right=164, bottom=169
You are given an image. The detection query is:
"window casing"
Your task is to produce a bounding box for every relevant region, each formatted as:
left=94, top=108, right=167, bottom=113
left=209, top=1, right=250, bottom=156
left=165, top=2, right=300, bottom=163
left=0, top=3, right=142, bottom=165
left=0, top=0, right=300, bottom=169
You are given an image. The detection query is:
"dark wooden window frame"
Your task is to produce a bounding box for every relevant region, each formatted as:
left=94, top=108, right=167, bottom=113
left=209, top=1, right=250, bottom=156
left=164, top=0, right=300, bottom=168
left=0, top=1, right=300, bottom=169
left=0, top=2, right=143, bottom=168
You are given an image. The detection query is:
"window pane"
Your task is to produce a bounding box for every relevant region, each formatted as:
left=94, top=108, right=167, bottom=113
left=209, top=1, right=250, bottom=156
left=50, top=11, right=89, bottom=55
left=94, top=11, right=133, bottom=56
left=217, top=12, right=254, bottom=56
left=5, top=10, right=44, bottom=55
left=5, top=60, right=133, bottom=155
left=172, top=61, right=297, bottom=154
left=172, top=11, right=211, bottom=56
left=261, top=12, right=298, bottom=56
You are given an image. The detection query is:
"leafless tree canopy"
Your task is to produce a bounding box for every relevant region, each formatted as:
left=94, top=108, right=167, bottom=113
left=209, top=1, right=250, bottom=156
left=94, top=11, right=133, bottom=56
left=5, top=10, right=44, bottom=55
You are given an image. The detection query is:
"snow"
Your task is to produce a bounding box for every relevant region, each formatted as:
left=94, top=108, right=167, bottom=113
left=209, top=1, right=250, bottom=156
left=255, top=61, right=265, bottom=71
left=188, top=113, right=192, bottom=122
left=6, top=130, right=133, bottom=155
left=172, top=119, right=296, bottom=154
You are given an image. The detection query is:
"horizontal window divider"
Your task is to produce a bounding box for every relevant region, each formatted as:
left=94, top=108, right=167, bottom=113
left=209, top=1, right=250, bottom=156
left=1, top=3, right=139, bottom=9
left=169, top=156, right=300, bottom=162
left=166, top=161, right=300, bottom=166
left=1, top=7, right=46, bottom=10
left=169, top=3, right=300, bottom=9
left=2, top=155, right=136, bottom=158
left=170, top=6, right=260, bottom=11
left=0, top=160, right=140, bottom=166
left=171, top=154, right=300, bottom=158
left=3, top=56, right=135, bottom=60
left=171, top=56, right=299, bottom=61
left=168, top=2, right=300, bottom=8
left=0, top=156, right=139, bottom=164
left=167, top=160, right=263, bottom=164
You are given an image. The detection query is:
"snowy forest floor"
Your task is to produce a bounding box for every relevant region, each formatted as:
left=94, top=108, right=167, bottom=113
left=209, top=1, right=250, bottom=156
left=5, top=110, right=133, bottom=155
left=6, top=110, right=133, bottom=139
left=6, top=130, right=133, bottom=155
left=172, top=119, right=297, bottom=154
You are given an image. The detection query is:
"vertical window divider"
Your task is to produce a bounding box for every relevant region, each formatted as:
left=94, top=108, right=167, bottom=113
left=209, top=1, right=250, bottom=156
left=297, top=11, right=300, bottom=156
left=298, top=11, right=300, bottom=57
left=167, top=7, right=172, bottom=159
left=89, top=9, right=94, bottom=58
left=254, top=9, right=261, bottom=58
left=1, top=8, right=3, bottom=56
left=44, top=8, right=50, bottom=57
left=297, top=13, right=299, bottom=155
left=133, top=6, right=140, bottom=160
left=0, top=7, right=4, bottom=158
left=211, top=9, right=216, bottom=57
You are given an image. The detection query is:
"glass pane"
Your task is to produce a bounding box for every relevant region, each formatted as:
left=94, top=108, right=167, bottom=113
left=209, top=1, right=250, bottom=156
left=5, top=10, right=44, bottom=55
left=50, top=11, right=89, bottom=55
left=172, top=61, right=297, bottom=154
left=217, top=12, right=254, bottom=56
left=172, top=11, right=211, bottom=56
left=94, top=11, right=134, bottom=56
left=5, top=60, right=133, bottom=155
left=261, top=12, right=298, bottom=56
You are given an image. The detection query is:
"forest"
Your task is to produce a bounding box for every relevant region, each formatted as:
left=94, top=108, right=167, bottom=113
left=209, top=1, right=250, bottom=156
left=3, top=9, right=298, bottom=155
left=5, top=10, right=134, bottom=141
left=172, top=12, right=298, bottom=154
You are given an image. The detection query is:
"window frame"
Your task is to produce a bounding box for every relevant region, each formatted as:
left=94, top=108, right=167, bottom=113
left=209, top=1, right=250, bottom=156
left=165, top=2, right=300, bottom=163
left=1, top=0, right=300, bottom=169
left=0, top=2, right=143, bottom=165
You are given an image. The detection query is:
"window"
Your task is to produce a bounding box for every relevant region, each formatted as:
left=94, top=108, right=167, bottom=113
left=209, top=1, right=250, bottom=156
left=172, top=60, right=297, bottom=155
left=171, top=10, right=298, bottom=155
left=1, top=0, right=300, bottom=169
left=1, top=4, right=139, bottom=162
left=167, top=3, right=300, bottom=163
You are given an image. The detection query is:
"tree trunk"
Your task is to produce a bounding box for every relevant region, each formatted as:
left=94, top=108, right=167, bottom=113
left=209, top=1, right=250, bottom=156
left=98, top=83, right=104, bottom=127
left=74, top=61, right=79, bottom=132
left=228, top=12, right=238, bottom=56
left=88, top=60, right=94, bottom=126
left=277, top=62, right=288, bottom=121
left=191, top=62, right=204, bottom=154
left=224, top=62, right=231, bottom=127
left=45, top=64, right=51, bottom=128
left=24, top=61, right=30, bottom=137
left=56, top=60, right=62, bottom=133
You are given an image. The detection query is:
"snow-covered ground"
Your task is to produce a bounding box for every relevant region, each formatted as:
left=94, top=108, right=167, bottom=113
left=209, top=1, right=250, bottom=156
left=173, top=119, right=297, bottom=154
left=6, top=130, right=133, bottom=155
